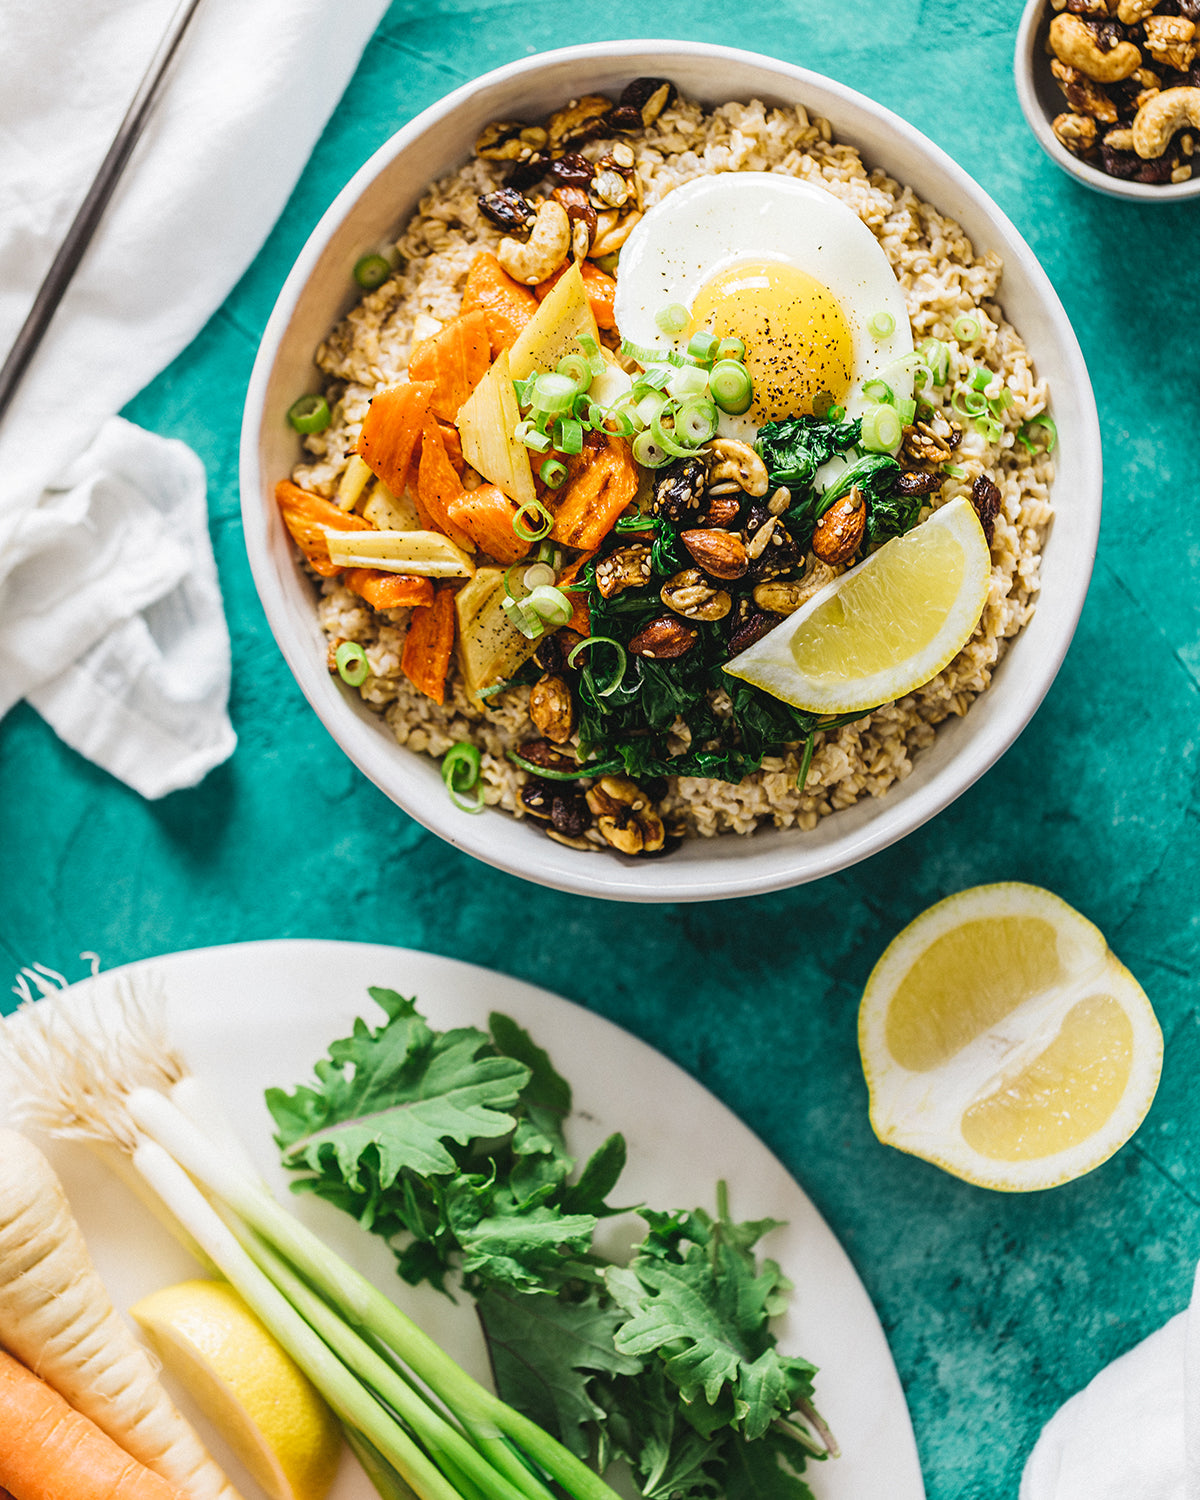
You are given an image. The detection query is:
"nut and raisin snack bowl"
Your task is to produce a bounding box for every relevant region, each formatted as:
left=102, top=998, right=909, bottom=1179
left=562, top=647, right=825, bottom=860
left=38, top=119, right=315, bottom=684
left=240, top=40, right=1101, bottom=903
left=1015, top=0, right=1200, bottom=199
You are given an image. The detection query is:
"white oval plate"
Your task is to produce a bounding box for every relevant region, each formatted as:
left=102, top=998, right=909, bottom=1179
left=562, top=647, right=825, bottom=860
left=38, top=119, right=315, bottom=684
left=11, top=939, right=923, bottom=1499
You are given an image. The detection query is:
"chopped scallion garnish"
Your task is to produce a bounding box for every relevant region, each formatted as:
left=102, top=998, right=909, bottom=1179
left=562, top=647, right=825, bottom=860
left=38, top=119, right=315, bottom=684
left=556, top=353, right=591, bottom=390
left=1017, top=414, right=1057, bottom=454
left=334, top=641, right=369, bottom=686
left=675, top=397, right=718, bottom=446
left=655, top=303, right=690, bottom=336
left=441, top=743, right=485, bottom=813
left=861, top=404, right=902, bottom=453
left=555, top=417, right=584, bottom=456
left=868, top=311, right=895, bottom=339
left=353, top=254, right=392, bottom=290
left=953, top=315, right=981, bottom=342
left=567, top=635, right=628, bottom=697
left=686, top=329, right=719, bottom=364
left=862, top=378, right=894, bottom=405
left=709, top=359, right=753, bottom=415
left=539, top=457, right=568, bottom=488
left=288, top=394, right=331, bottom=434
left=631, top=430, right=670, bottom=468
left=715, top=336, right=745, bottom=363
left=530, top=372, right=578, bottom=414
left=512, top=498, right=554, bottom=541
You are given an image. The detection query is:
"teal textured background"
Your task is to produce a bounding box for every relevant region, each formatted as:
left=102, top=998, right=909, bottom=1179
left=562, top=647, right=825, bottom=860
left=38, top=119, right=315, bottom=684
left=2, top=2, right=1199, bottom=1495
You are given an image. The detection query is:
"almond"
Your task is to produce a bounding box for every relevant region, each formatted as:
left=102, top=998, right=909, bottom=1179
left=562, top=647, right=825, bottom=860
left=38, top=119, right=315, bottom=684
left=812, top=488, right=866, bottom=566
left=680, top=527, right=748, bottom=579
left=627, top=615, right=699, bottom=659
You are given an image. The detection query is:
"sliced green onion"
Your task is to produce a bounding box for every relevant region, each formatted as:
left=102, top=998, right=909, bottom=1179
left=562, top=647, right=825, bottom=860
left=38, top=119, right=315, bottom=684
left=714, top=337, right=744, bottom=363
left=441, top=743, right=484, bottom=813
left=589, top=403, right=635, bottom=437
left=827, top=404, right=846, bottom=422
left=353, top=254, right=392, bottom=290
left=686, top=329, right=719, bottom=364
left=917, top=338, right=951, bottom=385
left=535, top=540, right=562, bottom=569
left=988, top=388, right=1015, bottom=417
left=523, top=562, right=556, bottom=590
left=709, top=359, right=753, bottom=415
left=675, top=397, right=718, bottom=446
left=334, top=641, right=369, bottom=686
left=512, top=375, right=536, bottom=407
left=655, top=303, right=690, bottom=336
left=512, top=498, right=554, bottom=542
left=288, top=394, right=331, bottom=434
left=910, top=362, right=936, bottom=392
left=944, top=464, right=967, bottom=478
left=539, top=457, right=568, bottom=488
left=530, top=372, right=578, bottom=413
left=620, top=338, right=670, bottom=364
left=972, top=368, right=991, bottom=393
left=514, top=419, right=552, bottom=453
left=668, top=365, right=709, bottom=400
left=631, top=430, right=671, bottom=468
left=952, top=388, right=988, bottom=420
left=636, top=391, right=669, bottom=427
left=636, top=366, right=674, bottom=393
left=1017, top=414, right=1057, bottom=454
left=861, top=404, right=902, bottom=453
left=556, top=353, right=592, bottom=389
left=896, top=397, right=917, bottom=426
left=650, top=410, right=697, bottom=459
left=614, top=513, right=655, bottom=531
left=567, top=635, right=628, bottom=697
left=953, top=315, right=980, bottom=342
left=525, top=585, right=573, bottom=627
left=502, top=595, right=542, bottom=638
left=976, top=415, right=1003, bottom=444
left=577, top=333, right=601, bottom=358
left=555, top=417, right=583, bottom=456
left=862, top=378, right=894, bottom=405
left=868, top=310, right=896, bottom=339
left=502, top=562, right=525, bottom=601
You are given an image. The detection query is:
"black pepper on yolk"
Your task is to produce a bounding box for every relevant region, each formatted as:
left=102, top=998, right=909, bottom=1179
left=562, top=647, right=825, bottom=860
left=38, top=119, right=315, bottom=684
left=689, top=259, right=854, bottom=421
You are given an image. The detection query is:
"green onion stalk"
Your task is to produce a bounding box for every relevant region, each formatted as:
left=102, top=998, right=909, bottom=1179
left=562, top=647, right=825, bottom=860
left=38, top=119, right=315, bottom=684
left=123, top=1087, right=628, bottom=1500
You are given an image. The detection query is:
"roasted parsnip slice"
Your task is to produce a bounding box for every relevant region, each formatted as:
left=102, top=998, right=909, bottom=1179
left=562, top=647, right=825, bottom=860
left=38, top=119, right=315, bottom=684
left=455, top=350, right=536, bottom=509
left=507, top=262, right=600, bottom=381
left=455, top=567, right=540, bottom=702
left=322, top=528, right=475, bottom=578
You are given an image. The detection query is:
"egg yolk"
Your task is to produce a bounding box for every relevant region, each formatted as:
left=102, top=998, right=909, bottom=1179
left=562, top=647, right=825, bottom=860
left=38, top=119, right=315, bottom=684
left=689, top=260, right=853, bottom=421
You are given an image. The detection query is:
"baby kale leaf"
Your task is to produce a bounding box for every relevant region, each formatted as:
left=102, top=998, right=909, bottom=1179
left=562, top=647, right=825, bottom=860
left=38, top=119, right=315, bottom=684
left=756, top=415, right=861, bottom=490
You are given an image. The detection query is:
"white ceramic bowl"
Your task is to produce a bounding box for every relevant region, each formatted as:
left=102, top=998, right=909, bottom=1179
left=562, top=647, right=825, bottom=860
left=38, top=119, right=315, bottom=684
left=240, top=40, right=1101, bottom=904
left=1014, top=0, right=1200, bottom=200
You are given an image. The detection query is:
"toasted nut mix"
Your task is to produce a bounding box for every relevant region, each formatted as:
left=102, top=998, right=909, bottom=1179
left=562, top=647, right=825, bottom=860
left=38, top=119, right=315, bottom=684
left=1049, top=14, right=1142, bottom=79
left=1052, top=60, right=1121, bottom=121
left=1132, top=86, right=1200, bottom=157
left=528, top=674, right=575, bottom=744
left=1054, top=110, right=1100, bottom=154
left=660, top=568, right=732, bottom=621
left=552, top=185, right=598, bottom=242
left=546, top=95, right=613, bottom=152
left=620, top=76, right=676, bottom=126
left=651, top=457, right=707, bottom=522
left=971, top=475, right=1002, bottom=546
left=585, top=775, right=665, bottom=855
left=627, top=616, right=699, bottom=659
left=706, top=438, right=770, bottom=497
left=477, top=187, right=536, bottom=232
left=753, top=562, right=838, bottom=616
left=589, top=207, right=643, bottom=258
left=812, top=487, right=866, bottom=566
left=1142, top=14, right=1197, bottom=70
left=594, top=543, right=653, bottom=599
left=517, top=738, right=577, bottom=774
left=726, top=601, right=775, bottom=655
left=680, top=527, right=749, bottom=580
left=476, top=120, right=534, bottom=160
left=903, top=412, right=962, bottom=465
left=699, top=492, right=743, bottom=528
left=497, top=199, right=572, bottom=284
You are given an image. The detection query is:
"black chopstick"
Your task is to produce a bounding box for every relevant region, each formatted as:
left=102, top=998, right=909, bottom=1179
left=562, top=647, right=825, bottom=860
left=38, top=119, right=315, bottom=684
left=0, top=0, right=206, bottom=423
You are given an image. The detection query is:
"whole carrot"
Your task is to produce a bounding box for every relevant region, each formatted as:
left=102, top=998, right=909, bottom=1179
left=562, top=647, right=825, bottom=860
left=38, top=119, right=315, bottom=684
left=0, top=1131, right=241, bottom=1500
left=0, top=1345, right=186, bottom=1500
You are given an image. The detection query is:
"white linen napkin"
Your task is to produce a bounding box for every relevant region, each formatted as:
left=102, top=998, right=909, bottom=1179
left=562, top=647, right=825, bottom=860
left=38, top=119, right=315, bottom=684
left=1021, top=1258, right=1200, bottom=1500
left=0, top=0, right=390, bottom=797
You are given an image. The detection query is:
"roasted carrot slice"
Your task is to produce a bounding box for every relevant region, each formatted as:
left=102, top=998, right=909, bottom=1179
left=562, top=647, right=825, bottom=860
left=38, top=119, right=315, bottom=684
left=401, top=585, right=457, bottom=704
left=357, top=381, right=435, bottom=495
left=533, top=260, right=619, bottom=330
left=276, top=480, right=372, bottom=576
left=437, top=421, right=466, bottom=475
left=344, top=568, right=435, bottom=611
left=407, top=310, right=491, bottom=422
left=417, top=415, right=476, bottom=551
left=445, top=483, right=530, bottom=565
left=549, top=435, right=640, bottom=551
left=460, top=252, right=540, bottom=356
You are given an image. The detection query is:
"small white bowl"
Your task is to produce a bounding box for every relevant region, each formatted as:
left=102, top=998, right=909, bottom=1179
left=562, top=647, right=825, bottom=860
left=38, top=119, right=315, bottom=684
left=240, top=40, right=1102, bottom=904
left=1014, top=0, right=1200, bottom=200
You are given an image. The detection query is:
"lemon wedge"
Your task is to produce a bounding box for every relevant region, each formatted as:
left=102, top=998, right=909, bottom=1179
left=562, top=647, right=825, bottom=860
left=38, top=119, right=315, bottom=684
left=725, top=495, right=991, bottom=713
left=858, top=883, right=1163, bottom=1192
left=131, top=1279, right=342, bottom=1500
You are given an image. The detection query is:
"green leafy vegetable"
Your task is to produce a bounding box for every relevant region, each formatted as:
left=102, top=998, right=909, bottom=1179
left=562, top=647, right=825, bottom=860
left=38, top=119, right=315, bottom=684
left=268, top=992, right=833, bottom=1500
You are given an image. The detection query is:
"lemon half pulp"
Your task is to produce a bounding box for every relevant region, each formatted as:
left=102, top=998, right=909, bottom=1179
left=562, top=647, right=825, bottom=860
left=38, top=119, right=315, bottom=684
left=724, top=495, right=991, bottom=713
left=858, top=883, right=1163, bottom=1191
left=131, top=1279, right=342, bottom=1500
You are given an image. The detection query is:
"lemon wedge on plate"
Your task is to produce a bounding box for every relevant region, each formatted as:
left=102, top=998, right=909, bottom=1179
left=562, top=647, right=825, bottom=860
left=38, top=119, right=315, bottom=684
left=725, top=495, right=991, bottom=713
left=858, top=883, right=1163, bottom=1192
left=131, top=1279, right=342, bottom=1500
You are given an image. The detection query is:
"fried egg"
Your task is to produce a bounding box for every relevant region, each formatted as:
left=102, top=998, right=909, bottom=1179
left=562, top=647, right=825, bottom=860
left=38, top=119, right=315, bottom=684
left=612, top=174, right=914, bottom=440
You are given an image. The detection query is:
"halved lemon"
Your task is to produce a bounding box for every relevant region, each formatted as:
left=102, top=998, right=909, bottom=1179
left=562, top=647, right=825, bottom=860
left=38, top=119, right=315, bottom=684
left=725, top=495, right=991, bottom=713
left=859, top=883, right=1162, bottom=1192
left=131, top=1279, right=342, bottom=1500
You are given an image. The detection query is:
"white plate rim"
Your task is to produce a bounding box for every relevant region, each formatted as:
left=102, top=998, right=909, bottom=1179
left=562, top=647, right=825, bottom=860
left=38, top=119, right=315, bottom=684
left=8, top=938, right=924, bottom=1500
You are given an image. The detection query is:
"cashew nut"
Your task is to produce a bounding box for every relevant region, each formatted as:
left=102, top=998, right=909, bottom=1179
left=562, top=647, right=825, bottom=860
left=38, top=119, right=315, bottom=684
left=496, top=200, right=571, bottom=285
left=1132, top=85, right=1200, bottom=158
left=1049, top=14, right=1141, bottom=80
left=1116, top=0, right=1157, bottom=23
left=589, top=208, right=642, bottom=259
left=705, top=438, right=769, bottom=497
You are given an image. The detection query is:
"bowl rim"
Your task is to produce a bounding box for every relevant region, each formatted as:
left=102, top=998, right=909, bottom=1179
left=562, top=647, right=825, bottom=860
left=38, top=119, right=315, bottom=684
left=240, top=38, right=1102, bottom=903
left=1013, top=0, right=1200, bottom=201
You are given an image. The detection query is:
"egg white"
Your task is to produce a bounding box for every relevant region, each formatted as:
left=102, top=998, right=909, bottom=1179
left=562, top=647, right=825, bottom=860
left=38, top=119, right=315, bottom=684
left=612, top=173, right=914, bottom=441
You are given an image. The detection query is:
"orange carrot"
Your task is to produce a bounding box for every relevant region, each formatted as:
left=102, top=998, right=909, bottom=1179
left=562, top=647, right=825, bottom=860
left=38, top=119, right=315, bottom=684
left=533, top=260, right=618, bottom=329
left=556, top=550, right=595, bottom=637
left=417, top=415, right=476, bottom=551
left=445, top=483, right=530, bottom=565
left=407, top=310, right=491, bottom=421
left=276, top=480, right=372, bottom=577
left=401, top=586, right=457, bottom=704
left=460, top=253, right=539, bottom=356
left=0, top=1346, right=186, bottom=1500
left=437, top=421, right=466, bottom=476
left=344, top=568, right=435, bottom=611
left=549, top=434, right=640, bottom=550
left=356, top=381, right=435, bottom=494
